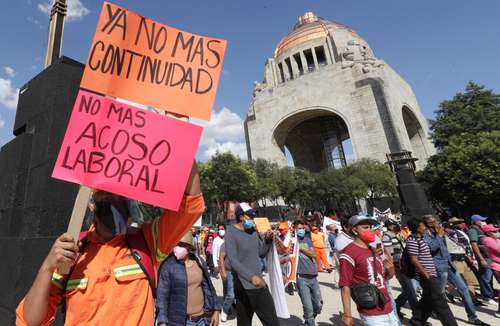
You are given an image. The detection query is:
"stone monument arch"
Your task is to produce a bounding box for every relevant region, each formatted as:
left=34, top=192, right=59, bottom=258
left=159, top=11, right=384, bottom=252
left=245, top=12, right=435, bottom=171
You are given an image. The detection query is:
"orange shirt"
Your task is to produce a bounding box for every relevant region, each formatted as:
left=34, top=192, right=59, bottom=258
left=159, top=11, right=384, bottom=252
left=311, top=232, right=326, bottom=249
left=16, top=194, right=204, bottom=326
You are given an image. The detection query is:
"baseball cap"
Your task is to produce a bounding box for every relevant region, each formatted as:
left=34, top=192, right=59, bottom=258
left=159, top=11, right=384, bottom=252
left=471, top=214, right=488, bottom=223
left=448, top=217, right=465, bottom=224
left=481, top=224, right=500, bottom=233
left=235, top=202, right=257, bottom=218
left=349, top=215, right=378, bottom=227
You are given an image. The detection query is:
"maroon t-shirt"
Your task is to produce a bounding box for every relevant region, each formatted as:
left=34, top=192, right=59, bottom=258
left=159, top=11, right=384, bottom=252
left=338, top=242, right=392, bottom=316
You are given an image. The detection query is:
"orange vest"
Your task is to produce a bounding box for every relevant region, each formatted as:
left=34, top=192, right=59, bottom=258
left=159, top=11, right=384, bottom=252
left=16, top=194, right=204, bottom=326
left=311, top=232, right=326, bottom=249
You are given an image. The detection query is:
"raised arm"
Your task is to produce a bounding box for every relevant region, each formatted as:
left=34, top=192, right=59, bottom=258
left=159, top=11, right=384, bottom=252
left=258, top=230, right=274, bottom=258
left=18, top=234, right=76, bottom=326
left=143, top=162, right=205, bottom=264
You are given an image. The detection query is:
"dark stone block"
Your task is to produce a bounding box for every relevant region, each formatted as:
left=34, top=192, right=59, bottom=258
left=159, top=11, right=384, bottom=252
left=0, top=236, right=56, bottom=325
left=0, top=57, right=85, bottom=320
left=14, top=57, right=83, bottom=135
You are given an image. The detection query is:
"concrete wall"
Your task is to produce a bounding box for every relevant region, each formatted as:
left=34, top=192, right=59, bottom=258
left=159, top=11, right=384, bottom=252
left=246, top=32, right=435, bottom=170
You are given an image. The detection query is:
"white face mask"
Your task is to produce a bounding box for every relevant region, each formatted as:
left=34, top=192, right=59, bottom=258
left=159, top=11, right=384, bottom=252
left=173, top=246, right=189, bottom=260
left=480, top=222, right=487, bottom=226
left=218, top=230, right=225, bottom=237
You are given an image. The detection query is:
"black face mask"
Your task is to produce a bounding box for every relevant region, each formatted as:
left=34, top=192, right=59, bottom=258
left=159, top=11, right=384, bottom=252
left=94, top=197, right=129, bottom=235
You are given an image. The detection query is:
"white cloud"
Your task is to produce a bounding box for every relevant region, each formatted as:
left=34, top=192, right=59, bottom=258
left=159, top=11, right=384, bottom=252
left=192, top=107, right=248, bottom=161
left=0, top=116, right=5, bottom=129
left=38, top=0, right=90, bottom=23
left=202, top=140, right=248, bottom=160
left=0, top=78, right=19, bottom=110
left=3, top=66, right=16, bottom=78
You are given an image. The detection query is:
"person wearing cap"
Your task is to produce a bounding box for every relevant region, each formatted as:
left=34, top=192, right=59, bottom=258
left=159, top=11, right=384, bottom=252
left=16, top=163, right=204, bottom=326
left=406, top=217, right=457, bottom=326
left=444, top=218, right=480, bottom=304
left=157, top=231, right=221, bottom=326
left=423, top=215, right=488, bottom=325
left=468, top=214, right=495, bottom=303
left=339, top=215, right=400, bottom=326
left=224, top=202, right=279, bottom=326
left=481, top=224, right=500, bottom=278
left=480, top=224, right=500, bottom=317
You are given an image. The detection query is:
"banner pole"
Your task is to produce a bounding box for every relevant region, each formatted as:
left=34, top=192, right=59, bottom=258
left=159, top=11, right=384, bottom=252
left=58, top=186, right=92, bottom=274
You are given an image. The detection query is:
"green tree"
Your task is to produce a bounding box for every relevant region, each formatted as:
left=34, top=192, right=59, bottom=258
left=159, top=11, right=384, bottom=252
left=250, top=159, right=280, bottom=206
left=430, top=82, right=500, bottom=149
left=275, top=166, right=315, bottom=213
left=421, top=131, right=500, bottom=217
left=421, top=82, right=500, bottom=218
left=347, top=158, right=397, bottom=208
left=199, top=152, right=258, bottom=223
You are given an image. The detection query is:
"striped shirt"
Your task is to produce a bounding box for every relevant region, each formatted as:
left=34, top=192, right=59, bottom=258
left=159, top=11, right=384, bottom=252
left=406, top=235, right=437, bottom=280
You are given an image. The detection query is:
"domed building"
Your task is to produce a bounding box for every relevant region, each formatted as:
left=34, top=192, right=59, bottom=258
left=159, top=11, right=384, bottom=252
left=244, top=12, right=435, bottom=172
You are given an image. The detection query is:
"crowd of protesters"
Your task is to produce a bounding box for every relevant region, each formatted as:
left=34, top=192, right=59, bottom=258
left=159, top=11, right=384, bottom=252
left=15, top=170, right=499, bottom=326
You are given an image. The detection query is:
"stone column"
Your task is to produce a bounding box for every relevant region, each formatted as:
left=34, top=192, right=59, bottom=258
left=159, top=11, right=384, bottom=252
left=282, top=60, right=291, bottom=81
left=311, top=47, right=320, bottom=70
left=300, top=51, right=309, bottom=74
left=324, top=38, right=335, bottom=64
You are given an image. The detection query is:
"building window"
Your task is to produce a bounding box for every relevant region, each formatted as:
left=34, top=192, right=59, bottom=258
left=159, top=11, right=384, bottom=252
left=293, top=53, right=304, bottom=75
left=278, top=62, right=285, bottom=83
left=304, top=49, right=315, bottom=72
left=315, top=46, right=327, bottom=66
left=284, top=57, right=293, bottom=80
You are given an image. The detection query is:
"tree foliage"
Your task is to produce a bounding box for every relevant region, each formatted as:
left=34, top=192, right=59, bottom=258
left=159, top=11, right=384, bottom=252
left=421, top=131, right=500, bottom=217
left=199, top=152, right=398, bottom=219
left=421, top=82, right=500, bottom=218
left=430, top=82, right=500, bottom=149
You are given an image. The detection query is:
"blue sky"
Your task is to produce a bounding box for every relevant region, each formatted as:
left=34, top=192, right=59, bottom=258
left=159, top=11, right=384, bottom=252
left=1, top=0, right=499, bottom=160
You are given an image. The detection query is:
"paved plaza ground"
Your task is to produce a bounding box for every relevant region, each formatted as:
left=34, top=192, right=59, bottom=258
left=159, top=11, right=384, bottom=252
left=211, top=272, right=498, bottom=326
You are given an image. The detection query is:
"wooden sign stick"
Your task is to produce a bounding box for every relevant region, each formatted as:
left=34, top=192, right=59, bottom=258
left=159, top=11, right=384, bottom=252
left=59, top=185, right=93, bottom=274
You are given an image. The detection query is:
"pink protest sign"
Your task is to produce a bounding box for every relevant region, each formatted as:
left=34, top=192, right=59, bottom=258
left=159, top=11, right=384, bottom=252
left=52, top=90, right=203, bottom=211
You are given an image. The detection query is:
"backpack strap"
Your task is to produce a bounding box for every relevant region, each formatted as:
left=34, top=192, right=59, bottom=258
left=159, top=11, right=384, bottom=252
left=125, top=227, right=156, bottom=298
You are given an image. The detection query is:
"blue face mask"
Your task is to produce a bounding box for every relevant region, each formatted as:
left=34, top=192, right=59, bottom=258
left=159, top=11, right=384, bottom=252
left=297, top=228, right=306, bottom=238
left=243, top=219, right=255, bottom=230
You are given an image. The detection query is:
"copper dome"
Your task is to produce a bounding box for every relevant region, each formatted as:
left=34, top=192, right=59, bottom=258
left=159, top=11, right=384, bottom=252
left=274, top=12, right=360, bottom=58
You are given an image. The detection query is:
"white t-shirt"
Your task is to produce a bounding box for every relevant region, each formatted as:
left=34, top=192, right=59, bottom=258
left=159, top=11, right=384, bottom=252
left=212, top=236, right=224, bottom=267
left=335, top=231, right=354, bottom=252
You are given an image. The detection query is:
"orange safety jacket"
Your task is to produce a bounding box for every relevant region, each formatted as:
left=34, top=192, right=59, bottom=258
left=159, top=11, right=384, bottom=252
left=311, top=232, right=326, bottom=249
left=16, top=194, right=204, bottom=326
